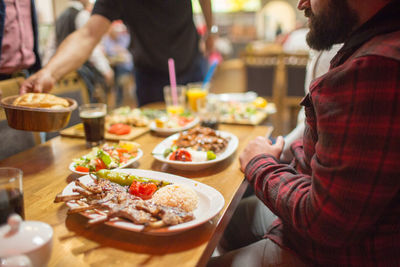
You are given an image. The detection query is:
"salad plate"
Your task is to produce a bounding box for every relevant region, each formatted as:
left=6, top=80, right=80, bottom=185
left=60, top=169, right=225, bottom=235
left=149, top=116, right=199, bottom=136
left=152, top=130, right=239, bottom=171
left=69, top=149, right=143, bottom=175
left=69, top=141, right=143, bottom=175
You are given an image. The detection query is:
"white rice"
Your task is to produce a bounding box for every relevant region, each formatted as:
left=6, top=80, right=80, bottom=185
left=151, top=184, right=198, bottom=212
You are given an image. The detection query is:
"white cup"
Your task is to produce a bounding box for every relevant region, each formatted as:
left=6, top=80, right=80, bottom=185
left=0, top=214, right=53, bottom=267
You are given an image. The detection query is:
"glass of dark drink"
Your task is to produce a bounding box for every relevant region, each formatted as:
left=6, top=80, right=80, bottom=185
left=0, top=167, right=24, bottom=225
left=79, top=103, right=107, bottom=148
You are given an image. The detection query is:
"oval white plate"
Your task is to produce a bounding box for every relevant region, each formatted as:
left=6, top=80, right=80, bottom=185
left=62, top=169, right=225, bottom=235
left=152, top=130, right=238, bottom=171
left=208, top=91, right=257, bottom=103
left=149, top=117, right=199, bottom=136
left=69, top=149, right=143, bottom=175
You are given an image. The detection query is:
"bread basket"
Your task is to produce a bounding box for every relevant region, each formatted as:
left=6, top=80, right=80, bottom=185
left=0, top=95, right=77, bottom=132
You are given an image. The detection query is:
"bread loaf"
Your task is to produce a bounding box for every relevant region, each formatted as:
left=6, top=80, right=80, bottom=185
left=13, top=93, right=70, bottom=109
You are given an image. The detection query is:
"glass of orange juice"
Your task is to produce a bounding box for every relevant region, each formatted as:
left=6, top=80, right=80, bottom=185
left=163, top=85, right=186, bottom=115
left=186, top=82, right=209, bottom=112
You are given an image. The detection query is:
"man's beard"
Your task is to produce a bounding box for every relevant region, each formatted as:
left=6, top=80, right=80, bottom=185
left=305, top=0, right=359, bottom=51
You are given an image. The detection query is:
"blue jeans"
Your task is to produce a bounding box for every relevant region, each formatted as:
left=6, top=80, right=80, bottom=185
left=134, top=53, right=208, bottom=107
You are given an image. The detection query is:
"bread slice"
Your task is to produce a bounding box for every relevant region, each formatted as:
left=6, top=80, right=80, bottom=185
left=13, top=93, right=70, bottom=109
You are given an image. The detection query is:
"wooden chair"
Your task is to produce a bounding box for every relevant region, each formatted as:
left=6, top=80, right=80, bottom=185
left=0, top=77, right=41, bottom=160
left=51, top=71, right=90, bottom=104
left=241, top=45, right=309, bottom=135
left=280, top=52, right=309, bottom=133
left=241, top=45, right=283, bottom=135
left=241, top=48, right=281, bottom=104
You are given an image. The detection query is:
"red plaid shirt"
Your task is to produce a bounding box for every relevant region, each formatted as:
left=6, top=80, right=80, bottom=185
left=245, top=2, right=400, bottom=266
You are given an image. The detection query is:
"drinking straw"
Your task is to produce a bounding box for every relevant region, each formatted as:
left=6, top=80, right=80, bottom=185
left=202, top=59, right=219, bottom=88
left=168, top=58, right=178, bottom=106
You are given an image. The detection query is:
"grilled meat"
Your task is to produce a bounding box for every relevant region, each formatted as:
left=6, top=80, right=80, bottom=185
left=55, top=177, right=195, bottom=229
left=174, top=127, right=229, bottom=153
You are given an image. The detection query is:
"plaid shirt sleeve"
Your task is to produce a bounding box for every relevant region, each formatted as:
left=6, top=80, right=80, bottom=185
left=245, top=55, right=400, bottom=249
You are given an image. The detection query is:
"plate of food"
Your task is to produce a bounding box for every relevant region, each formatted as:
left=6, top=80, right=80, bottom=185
left=152, top=127, right=238, bottom=170
left=106, top=106, right=151, bottom=127
left=54, top=169, right=225, bottom=235
left=208, top=93, right=276, bottom=125
left=69, top=141, right=143, bottom=175
left=149, top=113, right=199, bottom=136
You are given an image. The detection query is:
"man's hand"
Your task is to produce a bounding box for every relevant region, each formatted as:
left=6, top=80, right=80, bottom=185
left=239, top=136, right=285, bottom=172
left=19, top=68, right=56, bottom=94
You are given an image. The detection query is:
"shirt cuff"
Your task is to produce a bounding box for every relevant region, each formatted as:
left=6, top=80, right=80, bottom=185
left=244, top=154, right=280, bottom=182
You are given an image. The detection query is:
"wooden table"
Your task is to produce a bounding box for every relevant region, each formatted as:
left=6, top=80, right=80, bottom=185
left=0, top=124, right=272, bottom=267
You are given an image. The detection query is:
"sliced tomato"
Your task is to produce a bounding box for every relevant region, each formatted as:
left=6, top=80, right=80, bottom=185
left=95, top=158, right=107, bottom=171
left=119, top=156, right=129, bottom=164
left=168, top=149, right=192, bottom=162
left=129, top=181, right=158, bottom=200
left=75, top=165, right=89, bottom=172
left=177, top=116, right=193, bottom=126
left=108, top=123, right=131, bottom=135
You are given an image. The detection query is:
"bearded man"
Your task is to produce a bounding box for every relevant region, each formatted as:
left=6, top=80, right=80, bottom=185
left=208, top=0, right=400, bottom=266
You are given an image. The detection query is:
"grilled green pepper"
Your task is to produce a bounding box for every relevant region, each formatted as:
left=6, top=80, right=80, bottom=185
left=94, top=169, right=171, bottom=188
left=95, top=169, right=131, bottom=186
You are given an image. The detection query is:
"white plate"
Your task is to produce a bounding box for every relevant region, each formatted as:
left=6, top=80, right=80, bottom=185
left=208, top=91, right=258, bottom=103
left=149, top=117, right=199, bottom=136
left=69, top=149, right=143, bottom=175
left=61, top=169, right=225, bottom=235
left=152, top=131, right=239, bottom=171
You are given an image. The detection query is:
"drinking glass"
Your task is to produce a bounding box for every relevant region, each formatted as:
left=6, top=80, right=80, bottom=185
left=163, top=85, right=186, bottom=115
left=0, top=167, right=24, bottom=225
left=197, top=97, right=219, bottom=130
left=186, top=82, right=209, bottom=113
left=79, top=103, right=107, bottom=148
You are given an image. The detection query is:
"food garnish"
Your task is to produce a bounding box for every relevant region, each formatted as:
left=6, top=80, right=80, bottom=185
left=95, top=169, right=170, bottom=188
left=168, top=149, right=192, bottom=161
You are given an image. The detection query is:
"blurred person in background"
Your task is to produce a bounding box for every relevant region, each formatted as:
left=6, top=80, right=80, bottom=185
left=42, top=0, right=113, bottom=103
left=209, top=0, right=400, bottom=266
left=0, top=0, right=40, bottom=81
left=102, top=21, right=135, bottom=107
left=21, top=0, right=216, bottom=107
left=281, top=26, right=309, bottom=53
